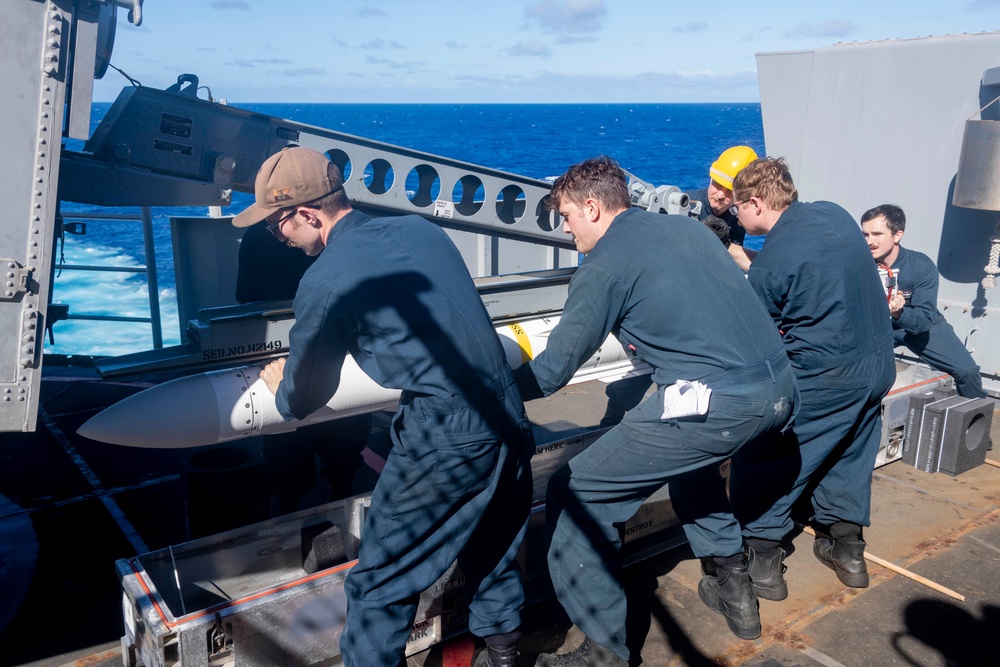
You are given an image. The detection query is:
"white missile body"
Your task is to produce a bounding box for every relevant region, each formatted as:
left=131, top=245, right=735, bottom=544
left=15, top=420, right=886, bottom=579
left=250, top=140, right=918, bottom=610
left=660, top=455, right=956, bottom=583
left=78, top=316, right=650, bottom=448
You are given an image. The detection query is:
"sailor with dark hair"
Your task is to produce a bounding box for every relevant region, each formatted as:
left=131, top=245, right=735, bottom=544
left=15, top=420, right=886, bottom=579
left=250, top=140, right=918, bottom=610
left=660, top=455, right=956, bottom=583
left=516, top=155, right=797, bottom=664
left=861, top=203, right=988, bottom=400
left=731, top=157, right=896, bottom=601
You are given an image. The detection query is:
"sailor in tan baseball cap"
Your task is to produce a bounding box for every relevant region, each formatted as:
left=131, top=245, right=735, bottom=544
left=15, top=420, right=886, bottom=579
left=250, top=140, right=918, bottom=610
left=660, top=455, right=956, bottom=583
left=232, top=146, right=338, bottom=227
left=233, top=146, right=348, bottom=255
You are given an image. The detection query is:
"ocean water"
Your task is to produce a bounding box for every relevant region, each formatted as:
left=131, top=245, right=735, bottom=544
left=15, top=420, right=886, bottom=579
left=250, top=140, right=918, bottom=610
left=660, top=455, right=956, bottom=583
left=53, top=102, right=765, bottom=356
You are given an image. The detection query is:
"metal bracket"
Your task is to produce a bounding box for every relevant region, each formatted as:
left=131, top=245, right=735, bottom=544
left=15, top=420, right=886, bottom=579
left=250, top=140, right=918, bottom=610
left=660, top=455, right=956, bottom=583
left=206, top=616, right=233, bottom=666
left=113, top=0, right=144, bottom=27
left=212, top=153, right=237, bottom=197
left=1, top=259, right=31, bottom=301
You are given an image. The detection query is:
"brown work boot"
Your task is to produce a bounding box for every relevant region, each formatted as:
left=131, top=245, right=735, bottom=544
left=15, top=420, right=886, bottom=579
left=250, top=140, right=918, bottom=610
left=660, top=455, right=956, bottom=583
left=534, top=638, right=627, bottom=667
left=813, top=522, right=869, bottom=588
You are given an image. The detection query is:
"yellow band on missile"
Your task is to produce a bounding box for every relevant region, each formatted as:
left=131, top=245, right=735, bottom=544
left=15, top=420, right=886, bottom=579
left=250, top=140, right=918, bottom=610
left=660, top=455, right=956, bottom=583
left=508, top=322, right=532, bottom=364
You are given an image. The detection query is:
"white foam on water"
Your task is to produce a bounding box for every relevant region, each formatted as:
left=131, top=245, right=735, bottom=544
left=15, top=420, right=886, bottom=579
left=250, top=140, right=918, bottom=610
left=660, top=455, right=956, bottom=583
left=46, top=236, right=180, bottom=357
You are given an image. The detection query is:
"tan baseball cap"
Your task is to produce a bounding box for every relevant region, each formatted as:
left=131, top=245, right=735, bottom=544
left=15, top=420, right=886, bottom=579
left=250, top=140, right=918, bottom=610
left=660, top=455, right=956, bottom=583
left=232, top=147, right=336, bottom=228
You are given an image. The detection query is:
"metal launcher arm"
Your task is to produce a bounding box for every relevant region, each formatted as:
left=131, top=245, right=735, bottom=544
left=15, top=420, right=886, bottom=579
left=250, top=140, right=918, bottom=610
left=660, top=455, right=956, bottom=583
left=59, top=83, right=574, bottom=250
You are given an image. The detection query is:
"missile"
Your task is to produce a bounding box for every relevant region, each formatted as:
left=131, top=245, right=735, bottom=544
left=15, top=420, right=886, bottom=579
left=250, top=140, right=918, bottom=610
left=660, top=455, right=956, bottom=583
left=78, top=316, right=649, bottom=448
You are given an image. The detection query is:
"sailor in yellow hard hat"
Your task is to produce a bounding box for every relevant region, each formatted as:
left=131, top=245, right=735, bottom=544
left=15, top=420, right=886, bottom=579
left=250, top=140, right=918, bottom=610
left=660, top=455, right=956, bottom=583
left=688, top=145, right=759, bottom=271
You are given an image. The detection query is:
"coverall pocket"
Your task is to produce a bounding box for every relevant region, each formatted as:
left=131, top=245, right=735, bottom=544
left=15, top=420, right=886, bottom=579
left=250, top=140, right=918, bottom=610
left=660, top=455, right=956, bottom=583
left=432, top=439, right=500, bottom=500
left=677, top=396, right=771, bottom=456
left=709, top=395, right=768, bottom=418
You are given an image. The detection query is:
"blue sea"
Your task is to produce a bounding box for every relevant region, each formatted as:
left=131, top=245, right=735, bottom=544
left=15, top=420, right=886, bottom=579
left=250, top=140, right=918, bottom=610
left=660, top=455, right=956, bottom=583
left=53, top=103, right=764, bottom=357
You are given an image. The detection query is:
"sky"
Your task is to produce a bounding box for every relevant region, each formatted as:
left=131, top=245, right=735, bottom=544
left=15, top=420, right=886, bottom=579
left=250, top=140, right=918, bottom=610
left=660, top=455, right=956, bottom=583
left=92, top=0, right=1000, bottom=104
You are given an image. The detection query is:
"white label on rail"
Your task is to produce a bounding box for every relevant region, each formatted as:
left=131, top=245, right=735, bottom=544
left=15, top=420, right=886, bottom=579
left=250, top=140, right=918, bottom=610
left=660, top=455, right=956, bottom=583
left=433, top=200, right=455, bottom=219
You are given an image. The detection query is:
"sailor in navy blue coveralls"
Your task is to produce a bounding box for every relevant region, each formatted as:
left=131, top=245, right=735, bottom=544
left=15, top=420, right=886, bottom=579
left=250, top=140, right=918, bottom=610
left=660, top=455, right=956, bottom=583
left=881, top=246, right=985, bottom=399
left=272, top=210, right=534, bottom=666
left=240, top=146, right=533, bottom=667
left=731, top=163, right=895, bottom=596
left=516, top=157, right=796, bottom=661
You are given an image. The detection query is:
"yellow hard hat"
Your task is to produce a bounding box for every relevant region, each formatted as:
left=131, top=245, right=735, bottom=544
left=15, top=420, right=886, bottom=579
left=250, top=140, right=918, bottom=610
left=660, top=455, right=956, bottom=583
left=709, top=146, right=758, bottom=190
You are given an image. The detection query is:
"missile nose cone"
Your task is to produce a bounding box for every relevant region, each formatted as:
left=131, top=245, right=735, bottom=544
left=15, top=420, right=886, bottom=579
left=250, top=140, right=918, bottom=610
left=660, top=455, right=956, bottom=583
left=78, top=372, right=225, bottom=448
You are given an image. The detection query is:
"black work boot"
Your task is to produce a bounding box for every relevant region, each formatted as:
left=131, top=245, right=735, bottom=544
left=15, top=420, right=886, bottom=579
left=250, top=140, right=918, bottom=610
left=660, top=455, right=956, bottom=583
left=813, top=522, right=869, bottom=588
left=533, top=637, right=627, bottom=667
left=475, top=631, right=521, bottom=667
left=474, top=643, right=519, bottom=667
left=698, top=555, right=761, bottom=640
left=746, top=540, right=788, bottom=601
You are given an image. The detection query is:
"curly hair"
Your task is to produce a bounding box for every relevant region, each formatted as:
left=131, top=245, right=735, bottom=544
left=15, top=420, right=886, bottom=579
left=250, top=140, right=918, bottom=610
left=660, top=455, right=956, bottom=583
left=548, top=155, right=632, bottom=213
left=732, top=157, right=798, bottom=210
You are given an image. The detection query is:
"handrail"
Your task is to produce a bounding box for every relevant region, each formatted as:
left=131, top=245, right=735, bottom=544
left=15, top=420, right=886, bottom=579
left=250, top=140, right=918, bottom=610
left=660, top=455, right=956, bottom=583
left=54, top=207, right=164, bottom=349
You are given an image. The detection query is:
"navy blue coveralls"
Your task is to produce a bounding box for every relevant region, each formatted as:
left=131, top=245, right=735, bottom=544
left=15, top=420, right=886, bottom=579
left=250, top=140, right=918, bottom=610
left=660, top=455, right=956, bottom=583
left=275, top=210, right=534, bottom=667
left=599, top=189, right=751, bottom=427
left=236, top=221, right=370, bottom=511
left=597, top=187, right=752, bottom=426
left=889, top=246, right=986, bottom=398
left=601, top=188, right=746, bottom=426
left=514, top=207, right=796, bottom=660
left=733, top=201, right=896, bottom=541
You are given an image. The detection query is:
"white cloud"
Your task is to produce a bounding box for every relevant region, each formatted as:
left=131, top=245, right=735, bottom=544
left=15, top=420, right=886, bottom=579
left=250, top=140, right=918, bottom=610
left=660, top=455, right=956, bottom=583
left=278, top=68, right=327, bottom=77
left=523, top=0, right=608, bottom=34
left=507, top=41, right=553, bottom=57
left=211, top=0, right=250, bottom=9
left=360, top=38, right=405, bottom=50
left=555, top=34, right=598, bottom=45
left=673, top=22, right=709, bottom=34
